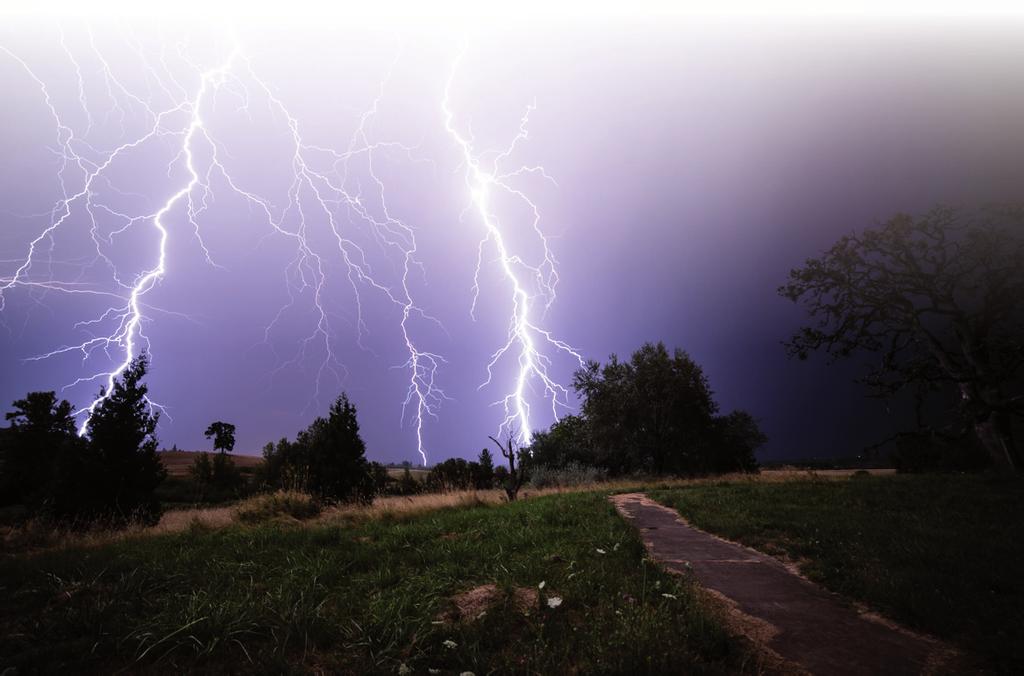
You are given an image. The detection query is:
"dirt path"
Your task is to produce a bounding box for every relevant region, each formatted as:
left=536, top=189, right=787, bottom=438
left=611, top=493, right=947, bottom=675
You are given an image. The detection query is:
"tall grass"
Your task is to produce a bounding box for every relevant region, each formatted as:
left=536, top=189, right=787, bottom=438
left=235, top=490, right=321, bottom=524
left=0, top=492, right=754, bottom=674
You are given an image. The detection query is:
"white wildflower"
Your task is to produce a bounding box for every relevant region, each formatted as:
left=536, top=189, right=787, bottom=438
left=547, top=596, right=563, bottom=609
left=596, top=548, right=606, bottom=555
left=398, top=664, right=412, bottom=675
left=661, top=593, right=677, bottom=600
left=443, top=639, right=458, bottom=649
left=538, top=580, right=546, bottom=589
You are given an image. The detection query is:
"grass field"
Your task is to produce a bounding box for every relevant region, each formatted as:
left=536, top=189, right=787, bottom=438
left=650, top=474, right=1024, bottom=672
left=0, top=492, right=753, bottom=674
left=158, top=450, right=263, bottom=478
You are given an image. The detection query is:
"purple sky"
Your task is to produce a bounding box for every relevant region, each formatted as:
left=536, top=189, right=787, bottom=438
left=2, top=15, right=1023, bottom=464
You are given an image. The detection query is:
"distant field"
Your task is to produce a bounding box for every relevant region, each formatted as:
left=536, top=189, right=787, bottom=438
left=385, top=467, right=429, bottom=480
left=158, top=450, right=263, bottom=477
left=650, top=474, right=1024, bottom=672
left=0, top=492, right=753, bottom=674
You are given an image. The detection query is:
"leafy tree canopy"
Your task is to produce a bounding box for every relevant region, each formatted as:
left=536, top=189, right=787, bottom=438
left=780, top=206, right=1024, bottom=472
left=204, top=421, right=236, bottom=454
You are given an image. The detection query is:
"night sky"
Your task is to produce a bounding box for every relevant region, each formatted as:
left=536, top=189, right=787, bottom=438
left=2, top=12, right=1023, bottom=464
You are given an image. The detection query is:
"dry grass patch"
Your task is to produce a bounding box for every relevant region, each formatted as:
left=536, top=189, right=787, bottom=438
left=3, top=470, right=883, bottom=556
left=235, top=490, right=321, bottom=524
left=436, top=584, right=540, bottom=625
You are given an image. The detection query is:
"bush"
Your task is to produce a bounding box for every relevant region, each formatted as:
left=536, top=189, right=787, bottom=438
left=235, top=491, right=321, bottom=524
left=426, top=458, right=473, bottom=491
left=529, top=462, right=607, bottom=488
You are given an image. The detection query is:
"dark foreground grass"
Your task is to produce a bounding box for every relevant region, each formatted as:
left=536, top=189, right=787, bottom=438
left=650, top=474, right=1024, bottom=673
left=0, top=492, right=750, bottom=674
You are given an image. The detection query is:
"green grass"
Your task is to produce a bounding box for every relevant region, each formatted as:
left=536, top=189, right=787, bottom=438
left=0, top=492, right=750, bottom=674
left=650, top=474, right=1024, bottom=672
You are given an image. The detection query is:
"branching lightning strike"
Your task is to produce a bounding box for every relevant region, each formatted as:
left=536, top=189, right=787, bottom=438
left=1, top=27, right=581, bottom=460
left=0, top=28, right=447, bottom=462
left=442, top=45, right=583, bottom=446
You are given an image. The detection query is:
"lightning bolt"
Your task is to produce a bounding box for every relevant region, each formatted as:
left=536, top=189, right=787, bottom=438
left=1, top=27, right=446, bottom=463
left=442, top=44, right=583, bottom=446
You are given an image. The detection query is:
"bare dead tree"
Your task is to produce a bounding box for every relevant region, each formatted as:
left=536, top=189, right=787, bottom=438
left=488, top=431, right=528, bottom=501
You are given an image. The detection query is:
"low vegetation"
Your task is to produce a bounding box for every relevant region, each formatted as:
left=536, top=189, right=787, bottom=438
left=0, top=492, right=753, bottom=674
left=235, top=490, right=322, bottom=524
left=651, top=473, right=1024, bottom=672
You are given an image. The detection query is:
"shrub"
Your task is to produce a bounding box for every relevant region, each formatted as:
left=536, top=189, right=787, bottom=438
left=235, top=491, right=321, bottom=524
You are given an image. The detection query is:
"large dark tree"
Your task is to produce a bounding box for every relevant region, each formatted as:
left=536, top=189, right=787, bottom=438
left=84, top=354, right=166, bottom=523
left=780, top=206, right=1024, bottom=473
left=298, top=393, right=372, bottom=502
left=574, top=342, right=720, bottom=474
left=1, top=392, right=81, bottom=507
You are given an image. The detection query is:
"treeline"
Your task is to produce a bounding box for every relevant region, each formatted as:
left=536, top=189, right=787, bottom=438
left=0, top=341, right=767, bottom=528
left=257, top=394, right=387, bottom=504
left=0, top=356, right=165, bottom=525
left=420, top=342, right=766, bottom=490
left=0, top=355, right=394, bottom=529
left=423, top=449, right=505, bottom=491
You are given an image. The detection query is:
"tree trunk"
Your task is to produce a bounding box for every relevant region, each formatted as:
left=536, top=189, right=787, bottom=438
left=974, top=410, right=1020, bottom=473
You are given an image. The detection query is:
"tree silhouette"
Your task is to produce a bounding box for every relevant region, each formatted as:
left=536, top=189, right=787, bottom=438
left=780, top=206, right=1024, bottom=472
left=706, top=410, right=765, bottom=473
left=1, top=392, right=80, bottom=508
left=260, top=393, right=373, bottom=503
left=204, top=421, right=236, bottom=454
left=489, top=432, right=527, bottom=501
left=84, top=354, right=166, bottom=523
left=475, top=448, right=495, bottom=489
left=528, top=414, right=590, bottom=469
left=574, top=342, right=719, bottom=474
left=427, top=457, right=473, bottom=491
